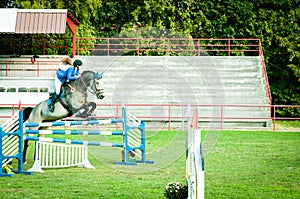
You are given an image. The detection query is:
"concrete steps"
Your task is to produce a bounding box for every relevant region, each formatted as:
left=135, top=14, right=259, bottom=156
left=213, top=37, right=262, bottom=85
left=76, top=56, right=271, bottom=128
left=0, top=55, right=271, bottom=128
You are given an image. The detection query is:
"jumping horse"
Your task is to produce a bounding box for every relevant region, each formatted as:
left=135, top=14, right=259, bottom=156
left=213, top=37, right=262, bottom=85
left=22, top=70, right=105, bottom=163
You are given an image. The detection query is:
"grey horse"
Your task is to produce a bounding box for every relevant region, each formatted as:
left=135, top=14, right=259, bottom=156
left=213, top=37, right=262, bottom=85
left=22, top=70, right=105, bottom=163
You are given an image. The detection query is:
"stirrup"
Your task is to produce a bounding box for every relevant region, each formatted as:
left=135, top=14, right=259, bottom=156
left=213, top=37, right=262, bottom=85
left=49, top=92, right=56, bottom=98
left=48, top=95, right=56, bottom=112
left=48, top=103, right=55, bottom=112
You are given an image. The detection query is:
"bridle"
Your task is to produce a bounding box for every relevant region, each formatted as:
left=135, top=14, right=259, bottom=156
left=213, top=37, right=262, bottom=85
left=65, top=72, right=104, bottom=99
left=90, top=77, right=104, bottom=99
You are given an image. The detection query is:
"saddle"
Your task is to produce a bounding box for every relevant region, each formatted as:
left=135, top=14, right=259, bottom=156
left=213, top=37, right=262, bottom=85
left=47, top=89, right=96, bottom=118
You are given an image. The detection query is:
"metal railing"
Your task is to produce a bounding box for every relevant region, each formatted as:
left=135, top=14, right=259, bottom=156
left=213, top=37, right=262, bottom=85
left=0, top=59, right=60, bottom=77
left=77, top=38, right=261, bottom=56
left=0, top=103, right=299, bottom=132
left=258, top=40, right=272, bottom=104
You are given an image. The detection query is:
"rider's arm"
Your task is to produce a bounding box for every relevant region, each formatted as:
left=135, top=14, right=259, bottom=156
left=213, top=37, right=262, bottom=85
left=66, top=67, right=77, bottom=81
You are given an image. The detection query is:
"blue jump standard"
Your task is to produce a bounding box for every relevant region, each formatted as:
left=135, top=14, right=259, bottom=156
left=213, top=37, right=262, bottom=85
left=0, top=127, right=33, bottom=177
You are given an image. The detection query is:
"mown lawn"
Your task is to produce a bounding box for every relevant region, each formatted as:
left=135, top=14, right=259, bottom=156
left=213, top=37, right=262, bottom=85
left=1, top=129, right=299, bottom=199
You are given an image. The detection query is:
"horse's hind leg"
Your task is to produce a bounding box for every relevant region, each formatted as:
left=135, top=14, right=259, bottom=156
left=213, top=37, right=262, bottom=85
left=23, top=126, right=45, bottom=164
left=23, top=140, right=30, bottom=163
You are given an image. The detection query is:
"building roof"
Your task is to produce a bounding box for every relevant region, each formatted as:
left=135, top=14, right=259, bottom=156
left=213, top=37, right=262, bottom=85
left=0, top=9, right=80, bottom=34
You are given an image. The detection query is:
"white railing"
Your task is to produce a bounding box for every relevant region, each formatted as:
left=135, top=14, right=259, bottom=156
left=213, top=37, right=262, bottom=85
left=187, top=108, right=204, bottom=199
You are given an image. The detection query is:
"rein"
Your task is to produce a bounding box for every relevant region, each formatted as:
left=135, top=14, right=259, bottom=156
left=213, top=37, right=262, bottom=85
left=65, top=76, right=88, bottom=93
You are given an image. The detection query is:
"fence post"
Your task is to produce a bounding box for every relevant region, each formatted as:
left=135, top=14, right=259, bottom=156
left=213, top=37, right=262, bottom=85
left=6, top=61, right=8, bottom=77
left=272, top=105, right=276, bottom=132
left=228, top=39, right=231, bottom=56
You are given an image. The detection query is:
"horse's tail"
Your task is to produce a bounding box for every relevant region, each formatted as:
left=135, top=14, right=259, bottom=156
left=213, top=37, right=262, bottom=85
left=23, top=107, right=33, bottom=122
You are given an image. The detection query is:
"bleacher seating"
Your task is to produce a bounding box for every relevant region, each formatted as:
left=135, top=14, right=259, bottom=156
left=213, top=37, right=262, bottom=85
left=0, top=55, right=271, bottom=128
left=79, top=56, right=271, bottom=128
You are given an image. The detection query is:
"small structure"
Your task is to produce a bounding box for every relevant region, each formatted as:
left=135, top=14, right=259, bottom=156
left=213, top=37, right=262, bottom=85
left=0, top=9, right=80, bottom=57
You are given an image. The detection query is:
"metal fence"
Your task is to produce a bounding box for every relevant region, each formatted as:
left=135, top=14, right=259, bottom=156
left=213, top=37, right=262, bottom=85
left=0, top=59, right=62, bottom=77
left=77, top=38, right=261, bottom=56
left=0, top=103, right=299, bottom=132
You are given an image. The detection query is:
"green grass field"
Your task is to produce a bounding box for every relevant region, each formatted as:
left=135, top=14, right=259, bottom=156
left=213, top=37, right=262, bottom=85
left=1, top=129, right=299, bottom=199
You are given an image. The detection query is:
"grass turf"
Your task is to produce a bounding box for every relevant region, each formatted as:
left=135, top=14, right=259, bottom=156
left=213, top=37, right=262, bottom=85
left=1, top=130, right=299, bottom=199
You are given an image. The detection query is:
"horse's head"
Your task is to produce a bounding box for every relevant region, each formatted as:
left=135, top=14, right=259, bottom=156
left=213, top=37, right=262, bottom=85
left=66, top=71, right=104, bottom=101
left=80, top=71, right=105, bottom=100
left=92, top=73, right=105, bottom=100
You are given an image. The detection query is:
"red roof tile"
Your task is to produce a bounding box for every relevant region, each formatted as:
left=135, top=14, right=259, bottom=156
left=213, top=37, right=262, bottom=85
left=15, top=9, right=67, bottom=34
left=0, top=9, right=79, bottom=34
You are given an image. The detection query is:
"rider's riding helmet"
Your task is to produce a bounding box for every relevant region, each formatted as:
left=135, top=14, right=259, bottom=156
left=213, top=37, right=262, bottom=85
left=73, top=59, right=82, bottom=67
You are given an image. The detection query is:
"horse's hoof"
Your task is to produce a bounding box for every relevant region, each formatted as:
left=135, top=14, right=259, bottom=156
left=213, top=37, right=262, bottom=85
left=129, top=150, right=136, bottom=157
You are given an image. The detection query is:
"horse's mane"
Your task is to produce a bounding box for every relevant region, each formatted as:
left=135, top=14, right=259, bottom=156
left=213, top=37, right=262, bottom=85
left=81, top=70, right=95, bottom=75
left=62, top=70, right=95, bottom=88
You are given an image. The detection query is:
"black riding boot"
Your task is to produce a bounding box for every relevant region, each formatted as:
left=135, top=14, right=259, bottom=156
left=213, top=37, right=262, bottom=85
left=48, top=92, right=57, bottom=112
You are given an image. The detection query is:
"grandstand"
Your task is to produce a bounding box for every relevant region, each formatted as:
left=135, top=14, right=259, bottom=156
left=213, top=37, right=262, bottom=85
left=0, top=55, right=271, bottom=128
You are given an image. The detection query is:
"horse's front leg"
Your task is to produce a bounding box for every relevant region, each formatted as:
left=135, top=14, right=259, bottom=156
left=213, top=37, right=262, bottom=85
left=84, top=102, right=97, bottom=117
left=75, top=102, right=96, bottom=118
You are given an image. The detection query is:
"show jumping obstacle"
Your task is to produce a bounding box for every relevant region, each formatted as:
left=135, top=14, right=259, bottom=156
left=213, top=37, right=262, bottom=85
left=1, top=115, right=19, bottom=169
left=0, top=114, right=94, bottom=175
left=186, top=108, right=204, bottom=199
left=28, top=141, right=94, bottom=173
left=0, top=114, right=32, bottom=177
left=0, top=107, right=154, bottom=177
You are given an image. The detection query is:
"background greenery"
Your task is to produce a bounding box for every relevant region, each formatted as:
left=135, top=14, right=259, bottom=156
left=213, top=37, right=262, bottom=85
left=1, top=0, right=299, bottom=116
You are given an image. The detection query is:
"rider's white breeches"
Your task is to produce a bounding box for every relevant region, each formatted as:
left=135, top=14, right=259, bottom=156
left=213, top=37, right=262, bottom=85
left=54, top=76, right=62, bottom=95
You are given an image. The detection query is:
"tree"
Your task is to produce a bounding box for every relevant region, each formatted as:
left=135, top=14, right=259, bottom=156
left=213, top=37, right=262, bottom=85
left=9, top=0, right=300, bottom=116
left=0, top=0, right=17, bottom=8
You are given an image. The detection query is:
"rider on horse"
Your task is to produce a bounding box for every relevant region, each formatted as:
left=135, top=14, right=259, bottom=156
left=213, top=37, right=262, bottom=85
left=48, top=58, right=83, bottom=112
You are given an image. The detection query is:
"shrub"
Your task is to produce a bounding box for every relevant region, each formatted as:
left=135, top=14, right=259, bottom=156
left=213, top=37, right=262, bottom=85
left=163, top=182, right=188, bottom=199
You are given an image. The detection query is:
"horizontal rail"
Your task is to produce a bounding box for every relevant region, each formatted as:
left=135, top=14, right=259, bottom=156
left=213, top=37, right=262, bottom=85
left=25, top=130, right=123, bottom=136
left=1, top=103, right=299, bottom=132
left=24, top=136, right=124, bottom=147
left=24, top=118, right=123, bottom=127
left=0, top=37, right=261, bottom=57
left=77, top=38, right=261, bottom=56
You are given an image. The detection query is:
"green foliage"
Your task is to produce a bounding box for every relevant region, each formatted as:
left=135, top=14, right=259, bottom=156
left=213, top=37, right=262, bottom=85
left=163, top=182, right=188, bottom=199
left=250, top=2, right=300, bottom=116
left=0, top=0, right=16, bottom=8
left=6, top=0, right=300, bottom=115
